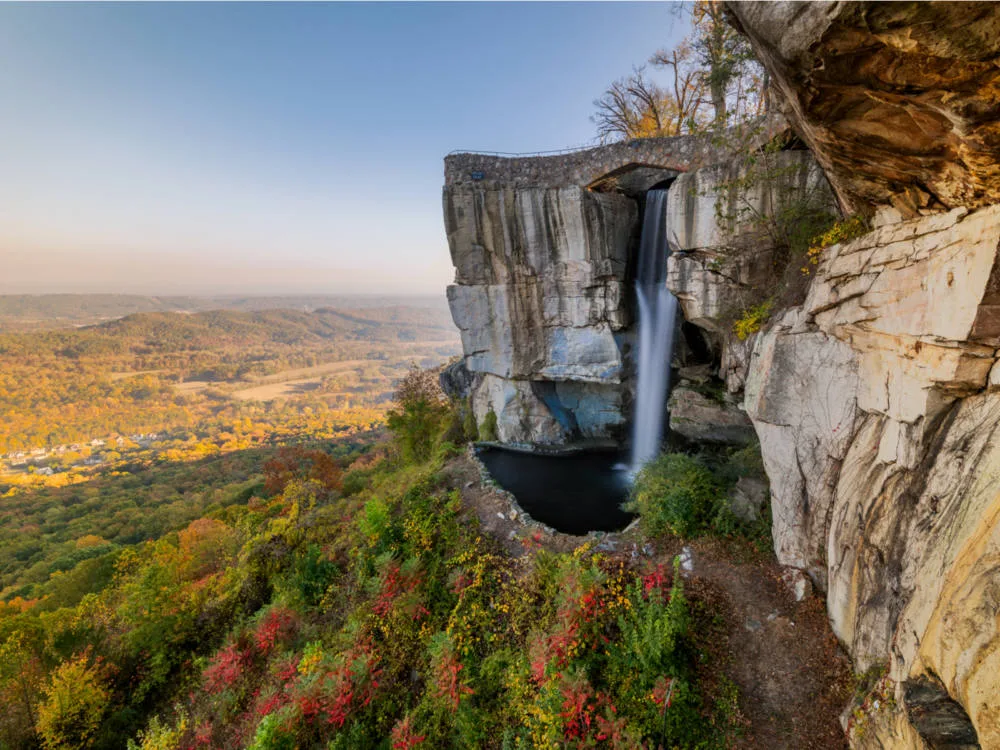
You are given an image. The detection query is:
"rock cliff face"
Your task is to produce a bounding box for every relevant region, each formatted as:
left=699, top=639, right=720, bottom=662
left=723, top=3, right=1000, bottom=746
left=665, top=149, right=835, bottom=339
left=743, top=194, right=1000, bottom=750
left=443, top=142, right=832, bottom=447
left=444, top=184, right=637, bottom=444
left=727, top=2, right=1000, bottom=217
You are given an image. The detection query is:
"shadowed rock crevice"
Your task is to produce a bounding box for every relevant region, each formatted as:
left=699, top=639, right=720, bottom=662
left=903, top=676, right=980, bottom=749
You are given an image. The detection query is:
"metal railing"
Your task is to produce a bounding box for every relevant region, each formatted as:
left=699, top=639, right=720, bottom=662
left=446, top=141, right=606, bottom=158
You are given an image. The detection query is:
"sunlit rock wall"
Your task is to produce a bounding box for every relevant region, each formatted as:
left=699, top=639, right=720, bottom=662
left=444, top=184, right=637, bottom=444
left=742, top=205, right=1000, bottom=748
left=723, top=3, right=1000, bottom=744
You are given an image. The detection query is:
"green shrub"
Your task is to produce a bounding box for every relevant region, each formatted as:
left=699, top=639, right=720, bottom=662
left=725, top=440, right=767, bottom=481
left=625, top=453, right=725, bottom=538
left=478, top=407, right=499, bottom=442
left=605, top=559, right=705, bottom=744
left=358, top=497, right=396, bottom=553
left=247, top=713, right=296, bottom=750
left=288, top=544, right=338, bottom=608
left=386, top=365, right=451, bottom=463
left=462, top=397, right=478, bottom=441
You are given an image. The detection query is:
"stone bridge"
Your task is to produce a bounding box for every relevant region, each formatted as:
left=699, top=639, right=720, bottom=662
left=443, top=115, right=786, bottom=191
left=444, top=135, right=711, bottom=191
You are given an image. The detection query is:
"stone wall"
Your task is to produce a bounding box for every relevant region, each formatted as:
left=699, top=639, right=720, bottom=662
left=444, top=114, right=788, bottom=190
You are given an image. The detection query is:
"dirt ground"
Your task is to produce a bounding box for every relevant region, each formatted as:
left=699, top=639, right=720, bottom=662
left=442, top=452, right=853, bottom=749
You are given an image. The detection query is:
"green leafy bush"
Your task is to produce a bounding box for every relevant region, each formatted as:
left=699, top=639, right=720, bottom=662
left=386, top=365, right=452, bottom=462
left=463, top=397, right=478, bottom=441
left=478, top=407, right=499, bottom=442
left=625, top=453, right=725, bottom=537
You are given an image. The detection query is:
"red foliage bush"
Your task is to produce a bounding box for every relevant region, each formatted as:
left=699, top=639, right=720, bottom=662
left=390, top=714, right=426, bottom=749
left=254, top=607, right=299, bottom=654
left=431, top=639, right=473, bottom=710
left=202, top=643, right=253, bottom=694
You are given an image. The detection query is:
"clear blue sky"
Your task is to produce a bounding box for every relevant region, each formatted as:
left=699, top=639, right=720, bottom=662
left=0, top=2, right=688, bottom=296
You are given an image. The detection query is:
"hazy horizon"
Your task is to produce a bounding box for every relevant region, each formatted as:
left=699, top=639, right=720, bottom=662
left=0, top=2, right=686, bottom=296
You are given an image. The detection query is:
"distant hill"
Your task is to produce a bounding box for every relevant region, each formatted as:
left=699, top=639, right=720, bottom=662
left=0, top=293, right=451, bottom=331
left=0, top=305, right=461, bottom=454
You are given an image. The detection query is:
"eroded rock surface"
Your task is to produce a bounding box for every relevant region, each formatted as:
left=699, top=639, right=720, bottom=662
left=444, top=184, right=637, bottom=444
left=667, top=385, right=755, bottom=446
left=665, top=150, right=835, bottom=336
left=744, top=206, right=1000, bottom=747
left=727, top=1, right=1000, bottom=216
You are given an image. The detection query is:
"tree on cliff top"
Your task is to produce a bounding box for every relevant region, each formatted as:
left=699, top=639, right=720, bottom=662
left=592, top=0, right=767, bottom=141
left=593, top=53, right=705, bottom=142
left=685, top=0, right=765, bottom=126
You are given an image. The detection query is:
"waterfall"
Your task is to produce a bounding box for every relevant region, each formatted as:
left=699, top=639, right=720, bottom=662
left=630, top=188, right=678, bottom=471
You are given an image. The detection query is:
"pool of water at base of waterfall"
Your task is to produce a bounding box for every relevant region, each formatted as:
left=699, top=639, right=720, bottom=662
left=476, top=447, right=635, bottom=535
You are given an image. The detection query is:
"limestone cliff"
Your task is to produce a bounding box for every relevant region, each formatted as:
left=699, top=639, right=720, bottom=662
left=443, top=138, right=719, bottom=445
left=444, top=184, right=637, bottom=444
left=443, top=136, right=831, bottom=447
left=722, top=3, right=1000, bottom=747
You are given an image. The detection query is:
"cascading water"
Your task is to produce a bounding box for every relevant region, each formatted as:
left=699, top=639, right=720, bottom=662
left=630, top=189, right=679, bottom=471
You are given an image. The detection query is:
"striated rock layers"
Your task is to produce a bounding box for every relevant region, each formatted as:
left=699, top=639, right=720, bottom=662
left=728, top=1, right=1000, bottom=217
left=724, top=3, right=1000, bottom=746
left=444, top=184, right=637, bottom=444
left=744, top=206, right=1000, bottom=749
left=444, top=143, right=834, bottom=447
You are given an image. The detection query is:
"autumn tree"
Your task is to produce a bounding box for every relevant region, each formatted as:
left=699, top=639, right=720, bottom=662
left=593, top=1, right=767, bottom=141
left=386, top=364, right=450, bottom=462
left=35, top=653, right=110, bottom=750
left=0, top=633, right=45, bottom=749
left=263, top=446, right=343, bottom=496
left=593, top=62, right=704, bottom=142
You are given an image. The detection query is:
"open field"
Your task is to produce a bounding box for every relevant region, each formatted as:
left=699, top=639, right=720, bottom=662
left=230, top=359, right=377, bottom=401
left=109, top=369, right=168, bottom=381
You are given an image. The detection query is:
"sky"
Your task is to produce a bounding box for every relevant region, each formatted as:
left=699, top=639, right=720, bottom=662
left=0, top=2, right=688, bottom=297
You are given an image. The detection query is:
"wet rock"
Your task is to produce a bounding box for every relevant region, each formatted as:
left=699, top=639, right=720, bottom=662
left=439, top=359, right=481, bottom=401
left=903, top=676, right=980, bottom=749
left=669, top=385, right=756, bottom=446
left=677, top=364, right=714, bottom=385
